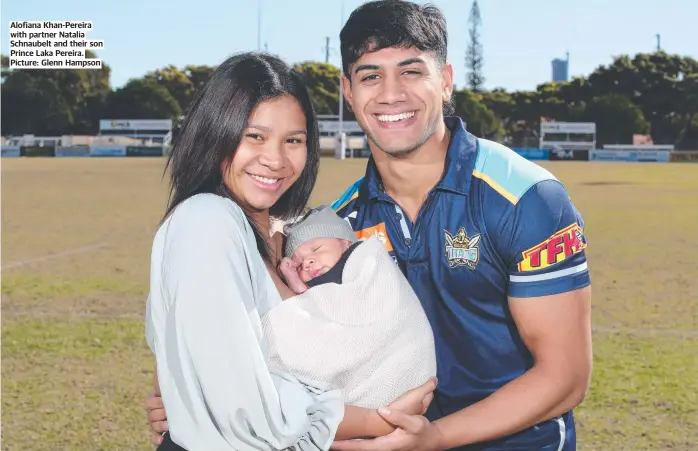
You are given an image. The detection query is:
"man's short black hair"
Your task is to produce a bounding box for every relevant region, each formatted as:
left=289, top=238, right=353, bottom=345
left=339, top=0, right=448, bottom=79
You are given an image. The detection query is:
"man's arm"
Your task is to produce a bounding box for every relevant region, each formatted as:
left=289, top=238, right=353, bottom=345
left=337, top=377, right=436, bottom=440
left=337, top=287, right=592, bottom=451
left=433, top=286, right=592, bottom=449
left=434, top=179, right=593, bottom=448
left=146, top=394, right=397, bottom=444
left=147, top=379, right=436, bottom=443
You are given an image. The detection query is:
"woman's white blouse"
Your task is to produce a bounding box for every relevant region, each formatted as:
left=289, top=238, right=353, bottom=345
left=145, top=193, right=344, bottom=451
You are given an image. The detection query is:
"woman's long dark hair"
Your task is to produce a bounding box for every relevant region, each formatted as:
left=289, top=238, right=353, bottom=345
left=163, top=52, right=320, bottom=265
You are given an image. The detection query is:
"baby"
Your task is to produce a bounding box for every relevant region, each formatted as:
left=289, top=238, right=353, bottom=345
left=261, top=204, right=437, bottom=409
left=278, top=204, right=361, bottom=294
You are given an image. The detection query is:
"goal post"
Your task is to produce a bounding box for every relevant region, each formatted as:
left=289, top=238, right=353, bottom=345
left=318, top=115, right=365, bottom=159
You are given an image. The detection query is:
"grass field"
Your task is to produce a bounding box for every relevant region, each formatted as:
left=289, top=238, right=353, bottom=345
left=2, top=157, right=697, bottom=451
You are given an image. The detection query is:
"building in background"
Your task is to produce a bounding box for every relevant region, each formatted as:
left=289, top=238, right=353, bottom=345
left=551, top=53, right=570, bottom=82
left=98, top=119, right=172, bottom=145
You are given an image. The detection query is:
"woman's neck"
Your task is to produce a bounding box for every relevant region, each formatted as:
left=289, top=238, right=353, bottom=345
left=249, top=209, right=285, bottom=266
left=249, top=210, right=271, bottom=237
left=244, top=207, right=294, bottom=299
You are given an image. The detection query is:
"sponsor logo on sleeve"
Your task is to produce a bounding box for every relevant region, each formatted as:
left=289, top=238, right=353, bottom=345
left=518, top=223, right=586, bottom=272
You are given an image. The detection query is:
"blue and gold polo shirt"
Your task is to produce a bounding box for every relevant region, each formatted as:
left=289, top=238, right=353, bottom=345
left=330, top=117, right=590, bottom=450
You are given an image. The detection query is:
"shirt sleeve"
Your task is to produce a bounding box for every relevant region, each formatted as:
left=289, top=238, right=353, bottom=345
left=159, top=195, right=344, bottom=450
left=498, top=180, right=591, bottom=298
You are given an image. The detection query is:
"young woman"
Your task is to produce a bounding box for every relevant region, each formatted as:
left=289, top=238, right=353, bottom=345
left=145, top=52, right=435, bottom=451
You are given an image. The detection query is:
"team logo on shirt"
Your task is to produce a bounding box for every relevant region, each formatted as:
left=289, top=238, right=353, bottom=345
left=518, top=223, right=587, bottom=272
left=444, top=228, right=481, bottom=269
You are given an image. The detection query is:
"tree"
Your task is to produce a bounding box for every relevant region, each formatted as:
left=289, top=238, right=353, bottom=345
left=184, top=65, right=216, bottom=97
left=507, top=90, right=542, bottom=141
left=585, top=52, right=698, bottom=145
left=2, top=71, right=73, bottom=135
left=675, top=73, right=698, bottom=149
left=535, top=82, right=574, bottom=122
left=103, top=78, right=181, bottom=121
left=480, top=89, right=514, bottom=123
left=1, top=50, right=111, bottom=136
left=453, top=89, right=503, bottom=139
left=581, top=94, right=650, bottom=147
left=556, top=76, right=589, bottom=110
left=144, top=65, right=194, bottom=113
left=294, top=62, right=339, bottom=115
left=1, top=54, right=10, bottom=82
left=3, top=48, right=697, bottom=146
left=479, top=88, right=518, bottom=141
left=465, top=0, right=485, bottom=92
left=293, top=62, right=353, bottom=119
left=71, top=50, right=112, bottom=134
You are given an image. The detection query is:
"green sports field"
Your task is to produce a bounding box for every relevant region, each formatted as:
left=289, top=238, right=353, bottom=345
left=2, top=158, right=697, bottom=450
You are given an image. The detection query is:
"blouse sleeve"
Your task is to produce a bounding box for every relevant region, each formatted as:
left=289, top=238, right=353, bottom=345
left=159, top=194, right=344, bottom=450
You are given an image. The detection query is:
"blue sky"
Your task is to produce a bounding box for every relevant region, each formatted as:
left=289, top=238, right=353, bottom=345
left=3, top=0, right=696, bottom=92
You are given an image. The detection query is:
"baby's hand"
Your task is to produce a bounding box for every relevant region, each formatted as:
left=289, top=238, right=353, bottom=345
left=279, top=257, right=308, bottom=294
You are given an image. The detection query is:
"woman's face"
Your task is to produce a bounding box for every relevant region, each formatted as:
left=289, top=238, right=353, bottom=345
left=224, top=95, right=308, bottom=214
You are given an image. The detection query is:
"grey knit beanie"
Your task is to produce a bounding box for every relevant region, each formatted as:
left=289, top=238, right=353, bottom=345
left=283, top=205, right=358, bottom=258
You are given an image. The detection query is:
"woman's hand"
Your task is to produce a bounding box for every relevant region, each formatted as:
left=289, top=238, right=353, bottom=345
left=388, top=377, right=437, bottom=416
left=145, top=367, right=167, bottom=445
left=145, top=393, right=167, bottom=445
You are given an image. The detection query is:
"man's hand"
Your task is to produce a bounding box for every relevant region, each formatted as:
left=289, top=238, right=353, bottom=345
left=145, top=393, right=167, bottom=446
left=332, top=408, right=444, bottom=451
left=278, top=257, right=308, bottom=294
left=332, top=378, right=440, bottom=450
left=335, top=379, right=436, bottom=441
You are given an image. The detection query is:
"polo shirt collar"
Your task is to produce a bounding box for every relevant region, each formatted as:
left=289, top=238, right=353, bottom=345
left=363, top=116, right=477, bottom=200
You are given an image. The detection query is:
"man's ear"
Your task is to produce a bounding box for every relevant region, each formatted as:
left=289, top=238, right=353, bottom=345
left=341, top=74, right=354, bottom=112
left=441, top=62, right=454, bottom=102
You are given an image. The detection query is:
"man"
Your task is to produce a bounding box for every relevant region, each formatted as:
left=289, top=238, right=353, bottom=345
left=146, top=1, right=592, bottom=450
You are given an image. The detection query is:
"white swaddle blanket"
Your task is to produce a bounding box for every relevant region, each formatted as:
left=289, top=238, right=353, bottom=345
left=261, top=236, right=437, bottom=409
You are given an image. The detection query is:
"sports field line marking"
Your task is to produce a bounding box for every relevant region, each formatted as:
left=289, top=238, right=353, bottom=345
left=2, top=242, right=109, bottom=270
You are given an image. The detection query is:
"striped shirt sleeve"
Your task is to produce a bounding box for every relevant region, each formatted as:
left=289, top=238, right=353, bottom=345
left=502, top=180, right=591, bottom=298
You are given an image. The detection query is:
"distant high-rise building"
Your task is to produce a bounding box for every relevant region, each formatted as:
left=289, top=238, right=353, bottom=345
left=551, top=53, right=569, bottom=82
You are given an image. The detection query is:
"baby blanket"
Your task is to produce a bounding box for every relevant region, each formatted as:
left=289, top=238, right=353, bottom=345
left=261, top=236, right=437, bottom=409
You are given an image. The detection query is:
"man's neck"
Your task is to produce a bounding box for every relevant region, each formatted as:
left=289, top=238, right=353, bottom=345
left=372, top=121, right=450, bottom=221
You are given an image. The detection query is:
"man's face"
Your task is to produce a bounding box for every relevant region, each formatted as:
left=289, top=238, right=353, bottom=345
left=342, top=46, right=453, bottom=157
left=291, top=237, right=352, bottom=282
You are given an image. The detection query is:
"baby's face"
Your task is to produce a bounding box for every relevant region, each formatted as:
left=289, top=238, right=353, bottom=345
left=291, top=237, right=352, bottom=282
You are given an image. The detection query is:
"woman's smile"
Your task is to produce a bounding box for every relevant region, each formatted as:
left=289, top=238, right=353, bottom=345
left=247, top=173, right=283, bottom=190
